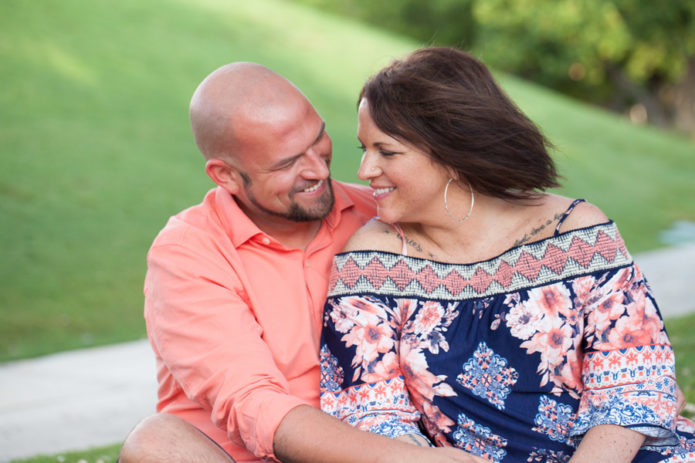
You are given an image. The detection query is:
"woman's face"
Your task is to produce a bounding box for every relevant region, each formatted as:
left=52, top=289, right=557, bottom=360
left=356, top=99, right=450, bottom=225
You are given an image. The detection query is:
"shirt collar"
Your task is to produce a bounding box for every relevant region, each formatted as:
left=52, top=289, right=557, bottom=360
left=213, top=180, right=355, bottom=249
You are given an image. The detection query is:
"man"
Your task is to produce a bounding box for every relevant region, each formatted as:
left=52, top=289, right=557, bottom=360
left=119, top=63, right=485, bottom=462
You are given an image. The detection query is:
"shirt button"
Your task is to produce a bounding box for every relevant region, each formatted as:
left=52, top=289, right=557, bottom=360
left=261, top=237, right=270, bottom=245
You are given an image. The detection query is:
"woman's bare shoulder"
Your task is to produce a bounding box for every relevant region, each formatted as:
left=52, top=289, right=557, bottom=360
left=550, top=196, right=610, bottom=233
left=342, top=218, right=404, bottom=253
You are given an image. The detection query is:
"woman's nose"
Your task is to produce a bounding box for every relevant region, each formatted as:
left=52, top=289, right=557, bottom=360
left=357, top=152, right=380, bottom=180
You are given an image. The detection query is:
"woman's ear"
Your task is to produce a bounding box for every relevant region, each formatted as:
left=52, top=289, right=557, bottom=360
left=444, top=166, right=460, bottom=182
left=205, top=158, right=242, bottom=195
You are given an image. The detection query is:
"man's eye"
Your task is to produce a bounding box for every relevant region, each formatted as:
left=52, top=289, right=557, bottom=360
left=274, top=160, right=295, bottom=171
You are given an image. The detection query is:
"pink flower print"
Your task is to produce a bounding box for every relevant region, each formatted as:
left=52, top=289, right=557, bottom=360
left=394, top=298, right=418, bottom=325
left=506, top=299, right=543, bottom=340
left=341, top=317, right=395, bottom=366
left=523, top=315, right=573, bottom=367
left=413, top=301, right=444, bottom=335
left=526, top=284, right=572, bottom=319
left=363, top=351, right=400, bottom=383
left=572, top=276, right=597, bottom=307
left=329, top=298, right=359, bottom=333
left=606, top=310, right=661, bottom=349
left=587, top=290, right=625, bottom=337
left=555, top=358, right=582, bottom=397
left=421, top=399, right=456, bottom=437
left=400, top=342, right=453, bottom=406
left=626, top=290, right=668, bottom=344
left=348, top=295, right=390, bottom=319
left=521, top=315, right=576, bottom=395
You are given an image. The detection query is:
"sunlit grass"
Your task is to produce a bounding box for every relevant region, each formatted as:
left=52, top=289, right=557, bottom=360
left=0, top=0, right=693, bottom=364
left=9, top=443, right=121, bottom=463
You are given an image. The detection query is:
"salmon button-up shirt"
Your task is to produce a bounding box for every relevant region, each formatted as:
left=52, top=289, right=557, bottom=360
left=144, top=181, right=375, bottom=462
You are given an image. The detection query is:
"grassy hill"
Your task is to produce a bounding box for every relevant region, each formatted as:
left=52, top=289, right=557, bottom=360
left=1, top=0, right=694, bottom=361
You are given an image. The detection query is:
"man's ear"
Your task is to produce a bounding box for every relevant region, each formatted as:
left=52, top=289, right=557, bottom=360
left=205, top=158, right=242, bottom=194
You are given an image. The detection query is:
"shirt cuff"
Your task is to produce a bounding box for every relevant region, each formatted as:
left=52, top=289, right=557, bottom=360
left=236, top=392, right=313, bottom=461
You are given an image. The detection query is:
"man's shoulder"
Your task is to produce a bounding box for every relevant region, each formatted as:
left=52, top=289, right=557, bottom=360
left=151, top=188, right=221, bottom=248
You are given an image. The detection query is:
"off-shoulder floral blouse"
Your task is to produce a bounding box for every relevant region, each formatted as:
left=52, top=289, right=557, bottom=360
left=320, top=221, right=695, bottom=462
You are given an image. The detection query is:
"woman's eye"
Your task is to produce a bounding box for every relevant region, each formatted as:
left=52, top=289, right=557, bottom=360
left=379, top=150, right=397, bottom=157
left=357, top=144, right=366, bottom=152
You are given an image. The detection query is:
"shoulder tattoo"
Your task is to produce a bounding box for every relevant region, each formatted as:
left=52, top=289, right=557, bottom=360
left=512, top=211, right=565, bottom=247
left=382, top=228, right=438, bottom=257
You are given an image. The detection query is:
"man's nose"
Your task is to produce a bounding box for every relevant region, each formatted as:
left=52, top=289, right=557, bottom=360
left=301, top=149, right=330, bottom=179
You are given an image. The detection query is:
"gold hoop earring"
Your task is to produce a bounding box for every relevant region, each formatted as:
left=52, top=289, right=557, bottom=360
left=444, top=178, right=474, bottom=223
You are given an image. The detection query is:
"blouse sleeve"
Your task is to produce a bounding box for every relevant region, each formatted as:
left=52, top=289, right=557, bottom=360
left=570, top=261, right=679, bottom=446
left=320, top=291, right=426, bottom=440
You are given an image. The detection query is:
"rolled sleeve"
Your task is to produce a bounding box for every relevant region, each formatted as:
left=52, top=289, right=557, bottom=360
left=572, top=346, right=679, bottom=446
left=570, top=263, right=679, bottom=447
left=146, top=241, right=311, bottom=460
left=319, top=294, right=424, bottom=440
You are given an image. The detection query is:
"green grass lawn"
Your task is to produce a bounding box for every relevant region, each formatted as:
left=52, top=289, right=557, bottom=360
left=666, top=313, right=695, bottom=409
left=9, top=443, right=121, bottom=463
left=1, top=0, right=694, bottom=366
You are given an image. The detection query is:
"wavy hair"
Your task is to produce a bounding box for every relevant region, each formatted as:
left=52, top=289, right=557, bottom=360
left=359, top=47, right=560, bottom=200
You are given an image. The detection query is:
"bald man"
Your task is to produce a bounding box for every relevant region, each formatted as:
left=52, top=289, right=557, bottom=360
left=119, top=63, right=486, bottom=463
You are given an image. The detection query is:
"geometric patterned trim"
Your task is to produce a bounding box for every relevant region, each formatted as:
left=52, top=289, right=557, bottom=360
left=583, top=345, right=676, bottom=390
left=321, top=376, right=417, bottom=424
left=329, top=222, right=632, bottom=300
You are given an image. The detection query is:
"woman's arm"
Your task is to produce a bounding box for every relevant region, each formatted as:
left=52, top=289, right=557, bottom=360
left=569, top=424, right=645, bottom=463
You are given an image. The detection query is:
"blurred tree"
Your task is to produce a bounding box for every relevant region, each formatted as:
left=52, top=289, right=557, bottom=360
left=472, top=0, right=695, bottom=133
left=289, top=0, right=694, bottom=135
left=292, top=0, right=476, bottom=49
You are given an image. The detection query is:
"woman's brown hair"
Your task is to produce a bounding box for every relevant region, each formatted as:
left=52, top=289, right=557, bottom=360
left=359, top=47, right=560, bottom=200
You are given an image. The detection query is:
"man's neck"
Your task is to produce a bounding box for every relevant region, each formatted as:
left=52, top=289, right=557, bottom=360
left=261, top=219, right=323, bottom=250
left=231, top=195, right=327, bottom=250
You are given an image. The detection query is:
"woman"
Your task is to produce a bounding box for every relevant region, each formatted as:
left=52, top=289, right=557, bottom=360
left=319, top=47, right=695, bottom=462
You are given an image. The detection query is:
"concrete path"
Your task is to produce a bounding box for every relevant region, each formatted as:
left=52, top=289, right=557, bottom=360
left=1, top=243, right=694, bottom=462
left=634, top=242, right=695, bottom=318
left=0, top=341, right=157, bottom=462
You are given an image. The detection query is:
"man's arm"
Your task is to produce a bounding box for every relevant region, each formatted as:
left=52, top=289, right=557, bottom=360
left=274, top=405, right=488, bottom=463
left=146, top=241, right=312, bottom=459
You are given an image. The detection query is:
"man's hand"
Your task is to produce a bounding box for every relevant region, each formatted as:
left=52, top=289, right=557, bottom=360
left=677, top=384, right=686, bottom=415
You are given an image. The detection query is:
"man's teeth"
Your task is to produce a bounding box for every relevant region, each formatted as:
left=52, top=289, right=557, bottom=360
left=303, top=179, right=323, bottom=193
left=373, top=187, right=394, bottom=196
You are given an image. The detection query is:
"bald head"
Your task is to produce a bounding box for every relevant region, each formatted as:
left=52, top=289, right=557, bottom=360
left=189, top=62, right=311, bottom=162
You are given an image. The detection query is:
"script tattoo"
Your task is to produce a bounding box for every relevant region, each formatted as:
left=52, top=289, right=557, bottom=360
left=383, top=228, right=423, bottom=253
left=513, top=212, right=565, bottom=247
left=383, top=228, right=439, bottom=258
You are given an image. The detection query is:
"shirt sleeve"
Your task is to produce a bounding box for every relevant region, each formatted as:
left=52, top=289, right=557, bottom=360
left=320, top=292, right=426, bottom=440
left=570, top=262, right=679, bottom=446
left=145, top=240, right=311, bottom=460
